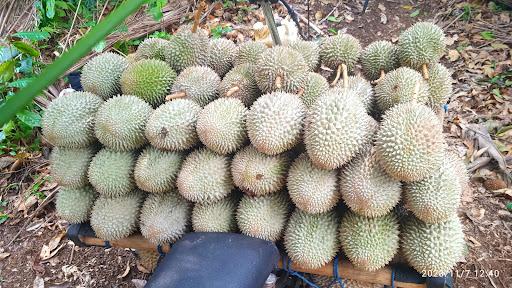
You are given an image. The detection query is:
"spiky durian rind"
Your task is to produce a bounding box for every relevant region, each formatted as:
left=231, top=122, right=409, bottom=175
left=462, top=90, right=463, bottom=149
left=319, top=34, right=361, bottom=71
left=361, top=40, right=398, bottom=81
left=136, top=38, right=170, bottom=61
left=192, top=194, right=239, bottom=233
left=219, top=64, right=261, bottom=106
left=288, top=40, right=320, bottom=71
left=427, top=63, right=452, bottom=107
left=234, top=41, right=267, bottom=66
left=207, top=38, right=237, bottom=77
left=165, top=25, right=209, bottom=72
left=88, top=149, right=136, bottom=198
left=170, top=66, right=221, bottom=107
left=398, top=22, right=446, bottom=70
left=81, top=52, right=128, bottom=99
left=50, top=146, right=97, bottom=188
left=56, top=186, right=97, bottom=224
left=300, top=72, right=329, bottom=109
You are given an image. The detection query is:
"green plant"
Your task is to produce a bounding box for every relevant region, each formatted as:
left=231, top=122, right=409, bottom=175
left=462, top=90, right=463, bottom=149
left=30, top=175, right=50, bottom=200
left=210, top=25, right=233, bottom=39
left=0, top=200, right=8, bottom=225
left=462, top=4, right=472, bottom=21
left=480, top=31, right=495, bottom=41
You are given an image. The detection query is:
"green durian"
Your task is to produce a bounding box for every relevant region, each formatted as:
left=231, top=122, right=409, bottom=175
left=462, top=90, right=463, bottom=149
left=288, top=39, right=320, bottom=71
left=236, top=192, right=290, bottom=241
left=56, top=186, right=97, bottom=224
left=165, top=25, right=209, bottom=72
left=375, top=102, right=445, bottom=182
left=374, top=67, right=429, bottom=113
left=234, top=41, right=267, bottom=66
left=90, top=190, right=145, bottom=240
left=398, top=22, right=445, bottom=70
left=120, top=59, right=176, bottom=107
left=401, top=216, right=465, bottom=276
left=287, top=153, right=339, bottom=214
left=81, top=52, right=128, bottom=99
left=345, top=75, right=374, bottom=113
left=94, top=95, right=153, bottom=151
left=231, top=145, right=291, bottom=196
left=140, top=192, right=191, bottom=244
left=144, top=99, right=202, bottom=151
left=426, top=63, right=452, bottom=107
left=254, top=46, right=309, bottom=94
left=319, top=34, right=361, bottom=72
left=284, top=210, right=339, bottom=269
left=196, top=98, right=248, bottom=155
left=361, top=40, right=398, bottom=81
left=247, top=92, right=306, bottom=155
left=134, top=146, right=185, bottom=194
left=42, top=92, right=103, bottom=148
left=136, top=38, right=170, bottom=61
left=177, top=149, right=233, bottom=203
left=219, top=63, right=261, bottom=106
left=300, top=72, right=329, bottom=109
left=192, top=194, right=239, bottom=233
left=88, top=148, right=135, bottom=198
left=169, top=66, right=221, bottom=107
left=207, top=38, right=237, bottom=77
left=339, top=148, right=401, bottom=218
left=50, top=146, right=97, bottom=188
left=339, top=212, right=399, bottom=271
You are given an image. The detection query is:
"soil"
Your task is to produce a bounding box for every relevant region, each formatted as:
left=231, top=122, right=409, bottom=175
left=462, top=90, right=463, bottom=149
left=1, top=0, right=511, bottom=287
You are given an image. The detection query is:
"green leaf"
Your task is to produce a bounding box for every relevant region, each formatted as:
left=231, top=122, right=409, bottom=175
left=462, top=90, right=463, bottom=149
left=11, top=41, right=40, bottom=57
left=8, top=78, right=35, bottom=88
left=0, top=46, right=19, bottom=62
left=0, top=60, right=15, bottom=83
left=16, top=110, right=42, bottom=128
left=16, top=57, right=33, bottom=74
left=507, top=202, right=512, bottom=212
left=0, top=214, right=8, bottom=225
left=45, top=0, right=56, bottom=18
left=12, top=31, right=50, bottom=41
left=327, top=28, right=338, bottom=35
left=410, top=9, right=420, bottom=17
left=491, top=88, right=502, bottom=99
left=327, top=16, right=342, bottom=23
left=93, top=40, right=106, bottom=53
left=480, top=31, right=495, bottom=41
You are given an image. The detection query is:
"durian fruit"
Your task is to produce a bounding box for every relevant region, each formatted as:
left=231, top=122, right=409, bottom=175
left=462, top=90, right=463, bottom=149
left=426, top=63, right=452, bottom=107
left=219, top=64, right=260, bottom=106
left=345, top=75, right=374, bottom=113
left=236, top=192, right=290, bottom=241
left=247, top=92, right=306, bottom=155
left=90, top=190, right=145, bottom=240
left=339, top=148, right=401, bottom=218
left=404, top=156, right=461, bottom=223
left=94, top=95, right=153, bottom=151
left=56, top=186, right=97, bottom=224
left=234, top=41, right=267, bottom=66
left=207, top=38, right=237, bottom=77
left=254, top=46, right=309, bottom=94
left=284, top=210, right=339, bottom=269
left=311, top=275, right=384, bottom=288
left=145, top=99, right=201, bottom=151
left=140, top=192, right=191, bottom=244
left=398, top=22, right=446, bottom=75
left=401, top=216, right=465, bottom=276
left=88, top=149, right=135, bottom=198
left=126, top=53, right=140, bottom=64
left=304, top=89, right=374, bottom=170
left=192, top=194, right=239, bottom=233
left=134, top=146, right=185, bottom=194
left=165, top=25, right=209, bottom=72
left=168, top=66, right=221, bottom=107
left=446, top=151, right=469, bottom=192
left=287, top=154, right=339, bottom=214
left=50, top=146, right=96, bottom=188
left=300, top=72, right=329, bottom=109
left=136, top=38, right=170, bottom=61
left=120, top=59, right=177, bottom=107
left=177, top=149, right=233, bottom=203
left=196, top=98, right=248, bottom=155
left=287, top=39, right=320, bottom=71
left=360, top=40, right=398, bottom=81
left=374, top=67, right=429, bottom=113
left=42, top=92, right=103, bottom=148
left=375, top=102, right=445, bottom=182
left=319, top=34, right=361, bottom=86
left=231, top=145, right=291, bottom=196
left=339, top=212, right=399, bottom=271
left=81, top=52, right=128, bottom=99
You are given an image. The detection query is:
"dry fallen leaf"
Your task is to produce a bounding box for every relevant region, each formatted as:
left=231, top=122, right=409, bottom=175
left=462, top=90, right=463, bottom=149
left=467, top=236, right=482, bottom=247
left=0, top=252, right=10, bottom=260
left=344, top=13, right=354, bottom=23
left=493, top=188, right=512, bottom=199
left=117, top=261, right=131, bottom=279
left=40, top=243, right=66, bottom=261
left=48, top=231, right=66, bottom=251
left=448, top=49, right=460, bottom=62
left=0, top=157, right=16, bottom=170
left=378, top=3, right=386, bottom=11
left=380, top=13, right=387, bottom=24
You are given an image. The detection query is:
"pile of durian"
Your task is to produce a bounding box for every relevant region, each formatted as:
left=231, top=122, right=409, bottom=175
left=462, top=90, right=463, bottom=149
left=45, top=22, right=467, bottom=280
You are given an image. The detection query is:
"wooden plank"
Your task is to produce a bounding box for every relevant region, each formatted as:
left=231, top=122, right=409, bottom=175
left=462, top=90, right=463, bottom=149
left=77, top=234, right=426, bottom=288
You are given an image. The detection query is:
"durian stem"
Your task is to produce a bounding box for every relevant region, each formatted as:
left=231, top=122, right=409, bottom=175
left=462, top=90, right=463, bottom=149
left=421, top=63, right=429, bottom=80
left=330, top=64, right=342, bottom=87
left=371, top=70, right=386, bottom=84
left=191, top=0, right=207, bottom=33
left=226, top=86, right=240, bottom=97
left=275, top=75, right=283, bottom=89
left=165, top=91, right=187, bottom=101
left=341, top=63, right=348, bottom=89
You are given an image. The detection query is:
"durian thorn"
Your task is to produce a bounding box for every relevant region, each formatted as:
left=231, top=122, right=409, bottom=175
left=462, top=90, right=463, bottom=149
left=165, top=91, right=187, bottom=101
left=191, top=0, right=207, bottom=33
left=341, top=63, right=348, bottom=89
left=330, top=64, right=342, bottom=87
left=226, top=86, right=240, bottom=97
left=421, top=63, right=429, bottom=80
left=371, top=70, right=386, bottom=84
left=275, top=75, right=283, bottom=89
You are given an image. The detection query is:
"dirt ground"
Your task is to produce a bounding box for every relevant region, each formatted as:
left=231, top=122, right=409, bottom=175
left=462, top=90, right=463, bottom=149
left=1, top=0, right=511, bottom=287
